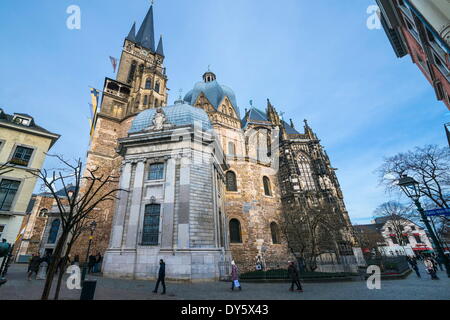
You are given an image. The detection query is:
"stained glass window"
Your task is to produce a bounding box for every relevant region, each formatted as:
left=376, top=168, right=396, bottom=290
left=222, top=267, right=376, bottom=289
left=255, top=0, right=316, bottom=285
left=142, top=204, right=161, bottom=245
left=263, top=176, right=272, bottom=196
left=226, top=171, right=237, bottom=192
left=270, top=222, right=280, bottom=244
left=297, top=154, right=315, bottom=190
left=0, top=179, right=20, bottom=211
left=48, top=219, right=60, bottom=244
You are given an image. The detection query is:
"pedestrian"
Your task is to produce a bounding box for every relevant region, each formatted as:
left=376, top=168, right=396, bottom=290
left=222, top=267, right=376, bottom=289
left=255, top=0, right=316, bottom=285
left=94, top=253, right=102, bottom=273
left=408, top=258, right=421, bottom=278
left=88, top=254, right=96, bottom=274
left=288, top=261, right=303, bottom=292
left=424, top=258, right=439, bottom=280
left=72, top=255, right=80, bottom=266
left=27, top=254, right=41, bottom=280
left=230, top=260, right=242, bottom=291
left=153, top=259, right=166, bottom=295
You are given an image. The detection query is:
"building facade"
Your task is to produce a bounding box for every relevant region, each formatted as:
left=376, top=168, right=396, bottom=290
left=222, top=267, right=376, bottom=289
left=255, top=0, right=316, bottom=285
left=354, top=216, right=433, bottom=257
left=377, top=0, right=450, bottom=110
left=0, top=109, right=59, bottom=245
left=70, top=5, right=355, bottom=280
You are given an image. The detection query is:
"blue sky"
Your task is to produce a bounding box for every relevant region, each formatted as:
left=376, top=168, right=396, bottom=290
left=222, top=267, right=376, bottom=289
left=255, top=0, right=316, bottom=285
left=0, top=0, right=448, bottom=224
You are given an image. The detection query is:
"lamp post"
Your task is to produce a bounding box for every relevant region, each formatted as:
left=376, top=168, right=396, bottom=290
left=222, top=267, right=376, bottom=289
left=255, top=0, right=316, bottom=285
left=81, top=221, right=97, bottom=283
left=397, top=175, right=450, bottom=278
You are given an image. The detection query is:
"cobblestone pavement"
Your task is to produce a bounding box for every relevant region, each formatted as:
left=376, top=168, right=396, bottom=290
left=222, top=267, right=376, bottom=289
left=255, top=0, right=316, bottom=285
left=0, top=264, right=449, bottom=300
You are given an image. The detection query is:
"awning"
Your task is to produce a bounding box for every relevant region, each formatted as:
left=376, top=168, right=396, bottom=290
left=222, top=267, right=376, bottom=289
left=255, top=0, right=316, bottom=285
left=413, top=248, right=433, bottom=251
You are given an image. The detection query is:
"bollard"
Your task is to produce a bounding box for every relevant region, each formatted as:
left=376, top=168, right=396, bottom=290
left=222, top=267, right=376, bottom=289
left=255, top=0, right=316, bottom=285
left=80, top=280, right=97, bottom=300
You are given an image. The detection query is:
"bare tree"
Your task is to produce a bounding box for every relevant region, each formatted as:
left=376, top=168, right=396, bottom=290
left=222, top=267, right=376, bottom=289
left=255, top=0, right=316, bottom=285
left=0, top=162, right=13, bottom=176
left=28, top=155, right=124, bottom=300
left=281, top=198, right=348, bottom=271
left=377, top=145, right=450, bottom=245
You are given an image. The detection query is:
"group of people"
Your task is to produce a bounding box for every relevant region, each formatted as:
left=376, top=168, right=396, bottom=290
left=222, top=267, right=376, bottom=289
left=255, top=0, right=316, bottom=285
left=151, top=259, right=304, bottom=295
left=407, top=254, right=445, bottom=280
left=27, top=252, right=103, bottom=280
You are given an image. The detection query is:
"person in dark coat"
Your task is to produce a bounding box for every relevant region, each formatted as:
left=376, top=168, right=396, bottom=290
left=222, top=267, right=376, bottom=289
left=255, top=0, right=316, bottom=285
left=94, top=253, right=102, bottom=273
left=408, top=257, right=421, bottom=278
left=153, top=259, right=166, bottom=294
left=288, top=261, right=303, bottom=292
left=27, top=254, right=41, bottom=280
left=88, top=255, right=96, bottom=274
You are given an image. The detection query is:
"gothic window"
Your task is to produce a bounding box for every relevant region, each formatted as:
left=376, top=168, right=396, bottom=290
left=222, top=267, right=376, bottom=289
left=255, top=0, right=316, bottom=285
left=229, top=219, right=242, bottom=243
left=127, top=61, right=137, bottom=84
left=148, top=163, right=164, bottom=181
left=228, top=142, right=236, bottom=156
left=142, top=204, right=161, bottom=245
left=0, top=179, right=20, bottom=211
left=226, top=171, right=237, bottom=192
left=263, top=176, right=272, bottom=196
left=143, top=95, right=148, bottom=106
left=155, top=81, right=160, bottom=94
left=270, top=222, right=280, bottom=244
left=145, top=78, right=152, bottom=89
left=297, top=154, right=315, bottom=190
left=48, top=219, right=60, bottom=244
left=39, top=209, right=48, bottom=217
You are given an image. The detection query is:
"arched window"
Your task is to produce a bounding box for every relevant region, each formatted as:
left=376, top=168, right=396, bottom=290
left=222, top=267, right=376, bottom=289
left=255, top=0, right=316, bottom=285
left=143, top=95, right=148, bottom=106
left=263, top=176, right=272, bottom=196
left=229, top=219, right=242, bottom=243
left=145, top=78, right=152, bottom=89
left=155, top=81, right=160, bottom=93
left=226, top=171, right=237, bottom=192
left=39, top=209, right=48, bottom=218
left=270, top=222, right=280, bottom=244
left=48, top=219, right=60, bottom=244
left=228, top=142, right=236, bottom=156
left=127, top=60, right=137, bottom=84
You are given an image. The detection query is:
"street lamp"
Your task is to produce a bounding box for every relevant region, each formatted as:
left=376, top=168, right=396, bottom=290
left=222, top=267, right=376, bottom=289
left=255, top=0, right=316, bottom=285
left=81, top=221, right=97, bottom=283
left=397, top=174, right=450, bottom=277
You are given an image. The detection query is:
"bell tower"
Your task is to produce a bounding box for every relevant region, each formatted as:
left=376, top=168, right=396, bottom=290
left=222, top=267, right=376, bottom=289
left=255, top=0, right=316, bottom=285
left=72, top=4, right=169, bottom=259
left=101, top=4, right=168, bottom=121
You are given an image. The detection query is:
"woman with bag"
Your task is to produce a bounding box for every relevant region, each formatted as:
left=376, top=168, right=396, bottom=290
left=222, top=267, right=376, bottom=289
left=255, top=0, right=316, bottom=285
left=231, top=260, right=242, bottom=291
left=424, top=258, right=439, bottom=280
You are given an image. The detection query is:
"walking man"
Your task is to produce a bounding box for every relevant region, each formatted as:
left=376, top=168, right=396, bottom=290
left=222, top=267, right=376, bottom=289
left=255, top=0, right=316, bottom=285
left=408, top=257, right=421, bottom=278
left=153, top=259, right=166, bottom=295
left=231, top=260, right=242, bottom=291
left=27, top=254, right=41, bottom=280
left=288, top=261, right=303, bottom=292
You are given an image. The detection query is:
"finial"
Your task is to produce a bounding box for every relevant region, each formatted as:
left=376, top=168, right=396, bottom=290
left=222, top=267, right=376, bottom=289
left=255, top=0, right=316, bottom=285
left=208, top=64, right=211, bottom=72
left=178, top=88, right=183, bottom=100
left=279, top=111, right=285, bottom=120
left=290, top=119, right=295, bottom=128
left=151, top=0, right=155, bottom=6
left=304, top=119, right=309, bottom=127
left=249, top=100, right=253, bottom=107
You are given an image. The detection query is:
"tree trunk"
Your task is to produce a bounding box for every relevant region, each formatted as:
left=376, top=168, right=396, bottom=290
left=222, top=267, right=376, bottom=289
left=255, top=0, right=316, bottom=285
left=41, top=231, right=68, bottom=300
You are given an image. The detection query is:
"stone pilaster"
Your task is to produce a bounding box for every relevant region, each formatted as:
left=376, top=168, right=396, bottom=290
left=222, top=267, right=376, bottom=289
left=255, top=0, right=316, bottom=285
left=161, top=157, right=176, bottom=249
left=125, top=160, right=146, bottom=249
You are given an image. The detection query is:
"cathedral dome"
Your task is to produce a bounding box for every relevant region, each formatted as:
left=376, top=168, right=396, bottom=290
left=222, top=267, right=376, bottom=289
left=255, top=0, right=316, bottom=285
left=183, top=72, right=240, bottom=117
left=129, top=103, right=212, bottom=133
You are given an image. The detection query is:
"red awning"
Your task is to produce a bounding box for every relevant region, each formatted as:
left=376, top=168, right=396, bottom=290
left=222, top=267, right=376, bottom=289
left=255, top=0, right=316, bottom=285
left=413, top=247, right=432, bottom=251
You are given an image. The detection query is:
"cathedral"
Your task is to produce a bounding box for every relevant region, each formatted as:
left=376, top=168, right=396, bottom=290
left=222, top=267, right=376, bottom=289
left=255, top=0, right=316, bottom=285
left=72, top=5, right=355, bottom=280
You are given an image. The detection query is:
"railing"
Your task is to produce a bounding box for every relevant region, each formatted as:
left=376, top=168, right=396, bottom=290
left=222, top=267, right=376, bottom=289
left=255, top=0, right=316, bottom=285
left=365, top=256, right=409, bottom=274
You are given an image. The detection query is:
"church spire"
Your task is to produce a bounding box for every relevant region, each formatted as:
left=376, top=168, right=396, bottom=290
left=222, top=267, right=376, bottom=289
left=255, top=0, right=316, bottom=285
left=126, top=22, right=137, bottom=42
left=136, top=5, right=156, bottom=51
left=156, top=35, right=164, bottom=56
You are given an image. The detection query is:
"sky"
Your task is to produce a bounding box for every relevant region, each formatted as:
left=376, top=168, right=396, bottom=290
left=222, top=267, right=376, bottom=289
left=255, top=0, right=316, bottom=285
left=0, top=0, right=448, bottom=224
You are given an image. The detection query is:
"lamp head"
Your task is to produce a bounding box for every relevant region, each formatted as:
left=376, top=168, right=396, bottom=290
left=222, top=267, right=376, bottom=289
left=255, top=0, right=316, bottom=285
left=397, top=175, right=420, bottom=200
